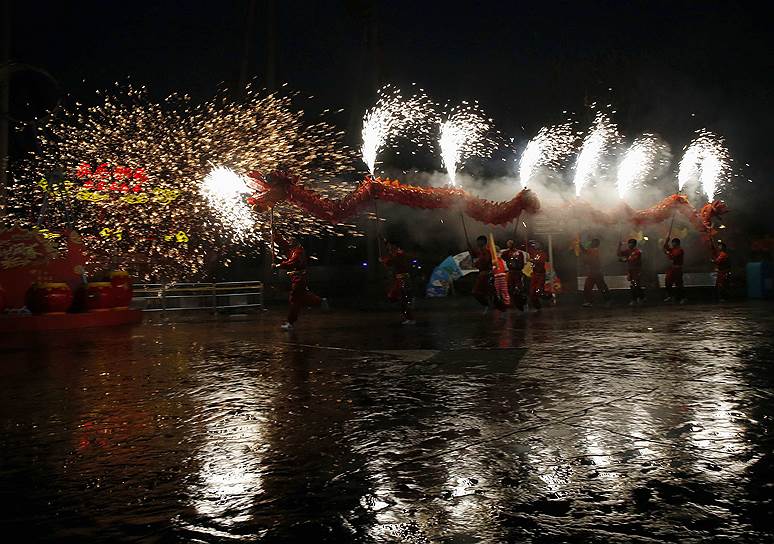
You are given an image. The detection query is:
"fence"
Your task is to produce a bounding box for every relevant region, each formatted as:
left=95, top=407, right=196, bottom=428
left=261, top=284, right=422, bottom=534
left=131, top=281, right=264, bottom=312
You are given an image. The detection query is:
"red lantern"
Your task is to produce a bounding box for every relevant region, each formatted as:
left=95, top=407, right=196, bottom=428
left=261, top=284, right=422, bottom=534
left=85, top=282, right=115, bottom=311
left=109, top=270, right=133, bottom=308
left=25, top=283, right=74, bottom=314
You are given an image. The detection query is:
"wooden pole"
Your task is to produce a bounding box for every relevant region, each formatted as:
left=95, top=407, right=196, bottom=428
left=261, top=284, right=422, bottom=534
left=373, top=196, right=382, bottom=260
left=460, top=211, right=470, bottom=245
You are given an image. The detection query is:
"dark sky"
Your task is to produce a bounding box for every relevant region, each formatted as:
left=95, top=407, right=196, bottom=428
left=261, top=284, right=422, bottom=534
left=7, top=0, right=774, bottom=228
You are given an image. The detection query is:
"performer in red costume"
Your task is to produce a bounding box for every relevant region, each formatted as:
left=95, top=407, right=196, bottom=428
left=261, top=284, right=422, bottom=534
left=580, top=238, right=610, bottom=307
left=501, top=239, right=526, bottom=310
left=275, top=234, right=327, bottom=330
left=380, top=239, right=416, bottom=325
left=712, top=241, right=731, bottom=302
left=663, top=237, right=686, bottom=304
left=527, top=240, right=547, bottom=312
left=468, top=235, right=493, bottom=313
left=618, top=238, right=644, bottom=305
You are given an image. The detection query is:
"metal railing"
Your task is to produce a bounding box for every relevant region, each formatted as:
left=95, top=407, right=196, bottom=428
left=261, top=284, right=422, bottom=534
left=131, top=281, right=264, bottom=312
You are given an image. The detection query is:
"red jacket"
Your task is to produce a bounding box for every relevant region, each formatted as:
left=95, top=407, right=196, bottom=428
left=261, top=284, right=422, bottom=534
left=529, top=249, right=547, bottom=274
left=713, top=249, right=730, bottom=272
left=618, top=247, right=642, bottom=271
left=501, top=248, right=525, bottom=270
left=664, top=246, right=684, bottom=267
left=279, top=246, right=307, bottom=273
left=470, top=247, right=493, bottom=272
left=581, top=246, right=602, bottom=275
left=381, top=249, right=412, bottom=274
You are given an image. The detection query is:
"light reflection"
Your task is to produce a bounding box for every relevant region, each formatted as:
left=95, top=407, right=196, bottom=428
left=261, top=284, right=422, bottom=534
left=187, top=382, right=269, bottom=528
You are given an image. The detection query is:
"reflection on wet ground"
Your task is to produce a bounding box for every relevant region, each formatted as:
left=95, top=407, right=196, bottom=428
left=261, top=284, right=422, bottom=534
left=1, top=301, right=773, bottom=542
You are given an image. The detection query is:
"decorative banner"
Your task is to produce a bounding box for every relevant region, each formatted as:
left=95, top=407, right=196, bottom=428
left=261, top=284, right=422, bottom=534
left=36, top=176, right=181, bottom=206
left=76, top=162, right=148, bottom=193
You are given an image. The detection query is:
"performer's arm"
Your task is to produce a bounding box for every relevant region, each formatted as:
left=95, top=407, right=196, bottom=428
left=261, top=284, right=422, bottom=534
left=278, top=247, right=302, bottom=269
left=274, top=232, right=292, bottom=257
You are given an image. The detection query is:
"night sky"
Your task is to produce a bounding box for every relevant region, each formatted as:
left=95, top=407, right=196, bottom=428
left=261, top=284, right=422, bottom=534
left=7, top=0, right=774, bottom=230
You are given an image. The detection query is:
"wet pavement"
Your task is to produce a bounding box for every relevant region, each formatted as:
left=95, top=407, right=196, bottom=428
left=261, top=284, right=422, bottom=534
left=1, top=300, right=773, bottom=543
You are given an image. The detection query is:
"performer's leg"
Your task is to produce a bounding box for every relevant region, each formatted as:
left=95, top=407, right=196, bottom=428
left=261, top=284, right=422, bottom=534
left=472, top=274, right=489, bottom=307
left=598, top=275, right=611, bottom=302
left=530, top=274, right=543, bottom=310
left=401, top=290, right=414, bottom=321
left=399, top=278, right=414, bottom=321
left=717, top=272, right=729, bottom=301
left=628, top=272, right=640, bottom=304
left=665, top=269, right=674, bottom=300
left=287, top=291, right=302, bottom=324
left=301, top=289, right=322, bottom=307
left=675, top=270, right=685, bottom=301
left=583, top=276, right=594, bottom=304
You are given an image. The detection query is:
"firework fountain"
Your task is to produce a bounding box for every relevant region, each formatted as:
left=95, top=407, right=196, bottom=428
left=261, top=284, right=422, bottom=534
left=677, top=130, right=732, bottom=201
left=438, top=102, right=498, bottom=186
left=199, top=167, right=256, bottom=244
left=616, top=134, right=671, bottom=200
left=573, top=113, right=621, bottom=197
left=360, top=84, right=436, bottom=176
left=518, top=124, right=579, bottom=188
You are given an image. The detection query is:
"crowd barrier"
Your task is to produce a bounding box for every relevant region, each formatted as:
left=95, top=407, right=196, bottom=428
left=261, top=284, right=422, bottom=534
left=132, top=281, right=264, bottom=312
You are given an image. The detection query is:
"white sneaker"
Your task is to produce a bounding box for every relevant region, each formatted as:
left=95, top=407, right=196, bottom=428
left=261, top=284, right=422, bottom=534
left=629, top=300, right=637, bottom=307
left=679, top=298, right=687, bottom=305
left=321, top=298, right=330, bottom=311
left=582, top=302, right=592, bottom=308
left=280, top=322, right=294, bottom=331
left=663, top=296, right=673, bottom=303
left=401, top=319, right=416, bottom=326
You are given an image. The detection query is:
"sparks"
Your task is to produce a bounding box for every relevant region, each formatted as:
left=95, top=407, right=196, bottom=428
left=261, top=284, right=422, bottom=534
left=518, top=124, right=578, bottom=188
left=7, top=84, right=214, bottom=281
left=573, top=113, right=620, bottom=197
left=616, top=134, right=671, bottom=200
left=439, top=102, right=497, bottom=186
left=200, top=167, right=255, bottom=243
left=361, top=85, right=436, bottom=176
left=677, top=130, right=732, bottom=200
left=8, top=84, right=361, bottom=281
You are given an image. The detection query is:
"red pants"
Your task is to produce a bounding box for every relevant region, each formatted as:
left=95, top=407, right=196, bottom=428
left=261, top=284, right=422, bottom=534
left=287, top=276, right=321, bottom=324
left=583, top=273, right=609, bottom=302
left=508, top=270, right=526, bottom=310
left=628, top=270, right=644, bottom=301
left=493, top=272, right=511, bottom=310
left=472, top=272, right=491, bottom=307
left=716, top=271, right=730, bottom=299
left=530, top=272, right=546, bottom=309
left=387, top=275, right=414, bottom=321
left=665, top=267, right=683, bottom=299
left=716, top=271, right=730, bottom=289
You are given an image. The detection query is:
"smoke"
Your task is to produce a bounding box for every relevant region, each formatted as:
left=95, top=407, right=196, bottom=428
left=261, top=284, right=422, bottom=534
left=370, top=135, right=698, bottom=273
